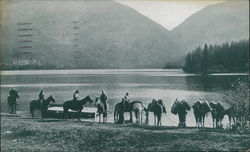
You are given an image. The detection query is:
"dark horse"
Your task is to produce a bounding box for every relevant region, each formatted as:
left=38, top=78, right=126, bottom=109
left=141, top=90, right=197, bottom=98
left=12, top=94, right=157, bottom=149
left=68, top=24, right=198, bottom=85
left=223, top=106, right=236, bottom=129
left=209, top=101, right=225, bottom=128
left=114, top=100, right=145, bottom=124
left=95, top=97, right=108, bottom=123
left=192, top=100, right=211, bottom=128
left=63, top=95, right=93, bottom=121
left=171, top=98, right=191, bottom=127
left=30, top=95, right=56, bottom=118
left=145, top=99, right=166, bottom=126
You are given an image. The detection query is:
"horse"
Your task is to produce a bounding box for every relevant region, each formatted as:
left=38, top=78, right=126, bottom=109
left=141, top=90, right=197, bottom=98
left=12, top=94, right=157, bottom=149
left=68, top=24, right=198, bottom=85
left=209, top=101, right=225, bottom=128
left=223, top=106, right=236, bottom=129
left=8, top=96, right=18, bottom=114
left=145, top=99, right=166, bottom=126
left=95, top=97, right=109, bottom=123
left=30, top=95, right=56, bottom=118
left=63, top=95, right=93, bottom=121
left=171, top=98, right=191, bottom=127
left=192, top=100, right=212, bottom=128
left=114, top=100, right=145, bottom=124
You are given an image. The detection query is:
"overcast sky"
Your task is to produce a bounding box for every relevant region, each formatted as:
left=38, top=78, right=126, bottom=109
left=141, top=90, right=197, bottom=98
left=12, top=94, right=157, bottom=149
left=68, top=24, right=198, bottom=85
left=116, top=0, right=223, bottom=30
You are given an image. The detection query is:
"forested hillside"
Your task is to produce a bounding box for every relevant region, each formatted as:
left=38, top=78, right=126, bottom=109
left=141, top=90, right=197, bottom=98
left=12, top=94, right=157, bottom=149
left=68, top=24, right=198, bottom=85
left=183, top=39, right=249, bottom=73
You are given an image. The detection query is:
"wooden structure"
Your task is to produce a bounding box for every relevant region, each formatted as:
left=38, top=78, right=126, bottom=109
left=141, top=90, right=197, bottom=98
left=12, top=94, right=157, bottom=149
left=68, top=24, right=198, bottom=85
left=47, top=105, right=97, bottom=119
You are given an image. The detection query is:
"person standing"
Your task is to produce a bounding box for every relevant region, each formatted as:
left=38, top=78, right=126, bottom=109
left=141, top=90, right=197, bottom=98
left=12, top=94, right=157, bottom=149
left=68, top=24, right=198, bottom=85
left=8, top=87, right=20, bottom=114
left=100, top=90, right=108, bottom=112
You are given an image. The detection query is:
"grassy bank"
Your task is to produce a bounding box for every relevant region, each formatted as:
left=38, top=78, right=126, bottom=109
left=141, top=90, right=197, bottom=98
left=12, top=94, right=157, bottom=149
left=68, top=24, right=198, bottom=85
left=1, top=115, right=250, bottom=152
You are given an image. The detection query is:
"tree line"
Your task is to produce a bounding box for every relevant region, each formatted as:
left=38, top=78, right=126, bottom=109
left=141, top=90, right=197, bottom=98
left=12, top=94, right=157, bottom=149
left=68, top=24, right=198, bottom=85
left=183, top=39, right=249, bottom=73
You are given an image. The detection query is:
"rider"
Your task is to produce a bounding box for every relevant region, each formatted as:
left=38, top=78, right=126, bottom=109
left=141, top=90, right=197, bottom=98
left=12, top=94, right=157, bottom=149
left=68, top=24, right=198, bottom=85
left=38, top=90, right=45, bottom=104
left=73, top=90, right=80, bottom=104
left=100, top=90, right=108, bottom=112
left=122, top=92, right=130, bottom=111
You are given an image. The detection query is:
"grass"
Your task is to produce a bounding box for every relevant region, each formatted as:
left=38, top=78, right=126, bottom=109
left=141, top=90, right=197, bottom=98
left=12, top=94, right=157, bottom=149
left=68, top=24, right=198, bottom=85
left=1, top=115, right=250, bottom=152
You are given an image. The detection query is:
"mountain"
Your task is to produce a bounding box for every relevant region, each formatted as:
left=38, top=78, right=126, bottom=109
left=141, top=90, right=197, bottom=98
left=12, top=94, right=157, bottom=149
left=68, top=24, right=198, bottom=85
left=1, top=0, right=182, bottom=69
left=172, top=1, right=249, bottom=52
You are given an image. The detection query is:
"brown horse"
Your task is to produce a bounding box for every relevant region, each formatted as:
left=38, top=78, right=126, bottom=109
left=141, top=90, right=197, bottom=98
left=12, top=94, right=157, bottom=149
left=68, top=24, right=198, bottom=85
left=114, top=100, right=145, bottom=124
left=209, top=101, right=225, bottom=128
left=145, top=99, right=166, bottom=126
left=171, top=98, right=191, bottom=127
left=95, top=97, right=108, bottom=123
left=192, top=100, right=211, bottom=128
left=30, top=95, right=55, bottom=118
left=223, top=106, right=236, bottom=129
left=63, top=95, right=93, bottom=121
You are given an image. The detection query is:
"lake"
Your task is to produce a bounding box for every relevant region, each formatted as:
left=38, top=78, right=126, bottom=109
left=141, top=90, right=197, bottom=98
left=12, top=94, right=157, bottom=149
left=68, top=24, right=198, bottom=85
left=0, top=69, right=248, bottom=127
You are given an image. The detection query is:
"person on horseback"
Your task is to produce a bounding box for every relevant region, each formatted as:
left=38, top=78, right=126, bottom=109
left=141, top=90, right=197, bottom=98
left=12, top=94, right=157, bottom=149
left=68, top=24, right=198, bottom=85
left=100, top=90, right=108, bottom=113
left=122, top=92, right=130, bottom=111
left=38, top=90, right=45, bottom=104
left=73, top=90, right=80, bottom=104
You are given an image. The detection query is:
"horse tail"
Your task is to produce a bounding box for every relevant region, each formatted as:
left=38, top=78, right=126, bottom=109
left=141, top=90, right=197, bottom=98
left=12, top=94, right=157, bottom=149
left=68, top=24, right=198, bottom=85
left=114, top=105, right=117, bottom=122
left=30, top=100, right=35, bottom=117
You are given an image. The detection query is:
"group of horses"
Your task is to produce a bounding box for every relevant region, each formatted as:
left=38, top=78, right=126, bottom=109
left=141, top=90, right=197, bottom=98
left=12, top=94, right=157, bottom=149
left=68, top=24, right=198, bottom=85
left=9, top=94, right=237, bottom=128
left=113, top=98, right=237, bottom=128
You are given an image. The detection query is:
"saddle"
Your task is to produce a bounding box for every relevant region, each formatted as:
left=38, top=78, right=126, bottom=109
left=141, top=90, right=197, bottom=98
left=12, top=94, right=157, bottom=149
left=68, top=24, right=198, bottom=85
left=36, top=99, right=44, bottom=105
left=124, top=101, right=141, bottom=112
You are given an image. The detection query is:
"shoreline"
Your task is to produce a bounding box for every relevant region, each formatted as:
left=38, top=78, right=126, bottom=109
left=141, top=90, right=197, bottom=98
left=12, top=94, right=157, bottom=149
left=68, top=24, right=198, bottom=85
left=1, top=115, right=250, bottom=151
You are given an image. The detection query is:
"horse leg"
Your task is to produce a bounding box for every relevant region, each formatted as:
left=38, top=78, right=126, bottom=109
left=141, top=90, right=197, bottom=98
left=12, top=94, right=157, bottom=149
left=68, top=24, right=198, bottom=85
left=30, top=108, right=35, bottom=118
left=202, top=115, right=205, bottom=128
left=157, top=115, right=159, bottom=126
left=195, top=117, right=198, bottom=128
left=104, top=115, right=107, bottom=123
left=140, top=111, right=143, bottom=124
left=64, top=110, right=68, bottom=120
left=14, top=104, right=16, bottom=114
left=213, top=119, right=215, bottom=128
left=153, top=114, right=155, bottom=125
left=10, top=105, right=14, bottom=114
left=130, top=111, right=133, bottom=123
left=229, top=116, right=231, bottom=129
left=77, top=110, right=81, bottom=122
left=233, top=116, right=235, bottom=126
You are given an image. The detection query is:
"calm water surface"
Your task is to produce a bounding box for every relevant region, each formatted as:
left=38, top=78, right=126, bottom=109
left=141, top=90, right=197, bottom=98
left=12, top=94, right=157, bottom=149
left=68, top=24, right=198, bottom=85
left=0, top=69, right=248, bottom=127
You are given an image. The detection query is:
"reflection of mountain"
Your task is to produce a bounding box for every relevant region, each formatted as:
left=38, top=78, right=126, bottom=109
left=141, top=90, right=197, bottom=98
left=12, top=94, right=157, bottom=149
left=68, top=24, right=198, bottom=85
left=2, top=0, right=182, bottom=69
left=172, top=1, right=249, bottom=51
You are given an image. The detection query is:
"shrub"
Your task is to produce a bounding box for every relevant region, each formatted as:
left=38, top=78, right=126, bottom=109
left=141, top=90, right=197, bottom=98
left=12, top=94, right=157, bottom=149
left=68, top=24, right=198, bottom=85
left=225, top=78, right=250, bottom=130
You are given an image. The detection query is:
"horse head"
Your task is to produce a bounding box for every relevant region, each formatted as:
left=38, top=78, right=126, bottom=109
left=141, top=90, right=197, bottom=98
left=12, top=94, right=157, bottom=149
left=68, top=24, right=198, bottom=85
left=209, top=101, right=217, bottom=110
left=179, top=100, right=191, bottom=111
left=202, top=100, right=212, bottom=113
left=95, top=97, right=100, bottom=104
left=158, top=99, right=163, bottom=105
left=86, top=95, right=94, bottom=103
left=152, top=99, right=158, bottom=104
left=47, top=95, right=56, bottom=103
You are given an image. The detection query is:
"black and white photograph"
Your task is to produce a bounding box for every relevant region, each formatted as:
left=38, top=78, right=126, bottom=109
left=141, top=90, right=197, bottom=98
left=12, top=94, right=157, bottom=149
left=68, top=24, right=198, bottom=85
left=0, top=0, right=249, bottom=151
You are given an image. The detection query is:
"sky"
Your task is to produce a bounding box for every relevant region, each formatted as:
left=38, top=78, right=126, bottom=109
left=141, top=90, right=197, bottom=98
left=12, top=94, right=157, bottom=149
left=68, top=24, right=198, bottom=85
left=116, top=0, right=223, bottom=30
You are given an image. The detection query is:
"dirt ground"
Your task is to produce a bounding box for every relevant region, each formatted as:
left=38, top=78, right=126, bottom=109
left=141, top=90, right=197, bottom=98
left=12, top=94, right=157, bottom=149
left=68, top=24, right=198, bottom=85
left=1, top=115, right=250, bottom=152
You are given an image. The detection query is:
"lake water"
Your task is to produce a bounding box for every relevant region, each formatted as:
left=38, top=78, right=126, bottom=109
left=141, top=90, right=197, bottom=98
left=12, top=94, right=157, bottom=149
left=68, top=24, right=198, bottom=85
left=0, top=69, right=248, bottom=127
